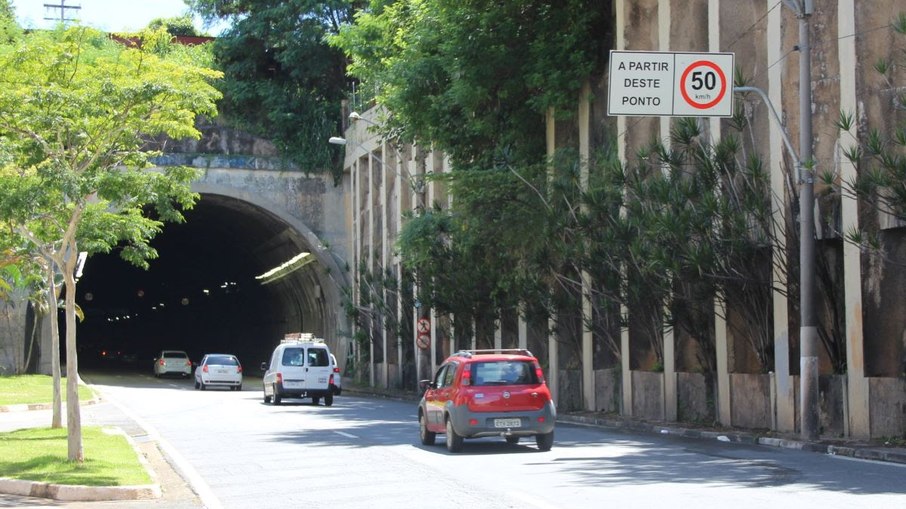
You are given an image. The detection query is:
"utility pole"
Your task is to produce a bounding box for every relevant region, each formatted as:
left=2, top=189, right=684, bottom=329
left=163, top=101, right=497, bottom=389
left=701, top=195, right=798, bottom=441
left=43, top=1, right=81, bottom=25
left=784, top=0, right=819, bottom=440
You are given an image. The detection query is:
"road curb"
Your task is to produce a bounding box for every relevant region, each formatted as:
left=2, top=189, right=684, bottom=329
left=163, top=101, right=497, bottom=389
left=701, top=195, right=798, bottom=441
left=0, top=408, right=162, bottom=502
left=0, top=397, right=101, bottom=413
left=557, top=413, right=906, bottom=466
left=0, top=477, right=160, bottom=502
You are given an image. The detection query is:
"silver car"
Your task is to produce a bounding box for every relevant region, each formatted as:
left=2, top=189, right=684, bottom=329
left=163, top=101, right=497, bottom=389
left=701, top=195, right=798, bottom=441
left=153, top=350, right=192, bottom=378
left=194, top=353, right=243, bottom=391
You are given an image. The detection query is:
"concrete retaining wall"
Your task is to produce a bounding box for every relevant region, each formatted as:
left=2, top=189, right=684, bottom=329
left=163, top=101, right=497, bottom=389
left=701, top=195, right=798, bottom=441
left=730, top=373, right=771, bottom=430
left=632, top=371, right=664, bottom=421
left=594, top=368, right=621, bottom=413
left=869, top=378, right=906, bottom=438
left=677, top=372, right=713, bottom=424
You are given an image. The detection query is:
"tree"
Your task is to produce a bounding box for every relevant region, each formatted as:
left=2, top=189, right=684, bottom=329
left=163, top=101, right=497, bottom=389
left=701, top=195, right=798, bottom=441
left=186, top=0, right=363, bottom=177
left=0, top=0, right=12, bottom=21
left=0, top=25, right=221, bottom=462
left=330, top=0, right=608, bottom=169
left=147, top=15, right=203, bottom=37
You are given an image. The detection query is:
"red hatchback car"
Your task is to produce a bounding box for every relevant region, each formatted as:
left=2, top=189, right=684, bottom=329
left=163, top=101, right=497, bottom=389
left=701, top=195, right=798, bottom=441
left=417, top=349, right=556, bottom=452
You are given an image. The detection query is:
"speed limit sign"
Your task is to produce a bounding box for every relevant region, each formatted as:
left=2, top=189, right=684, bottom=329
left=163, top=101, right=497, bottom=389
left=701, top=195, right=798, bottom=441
left=674, top=53, right=733, bottom=116
left=608, top=51, right=734, bottom=117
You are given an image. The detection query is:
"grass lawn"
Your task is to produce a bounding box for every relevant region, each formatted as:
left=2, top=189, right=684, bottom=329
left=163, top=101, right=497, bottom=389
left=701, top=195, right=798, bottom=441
left=0, top=374, right=94, bottom=406
left=0, top=426, right=152, bottom=486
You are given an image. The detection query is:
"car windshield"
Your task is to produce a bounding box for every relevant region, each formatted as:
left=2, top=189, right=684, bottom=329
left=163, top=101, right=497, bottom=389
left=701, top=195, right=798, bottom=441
left=470, top=360, right=537, bottom=386
left=206, top=355, right=238, bottom=366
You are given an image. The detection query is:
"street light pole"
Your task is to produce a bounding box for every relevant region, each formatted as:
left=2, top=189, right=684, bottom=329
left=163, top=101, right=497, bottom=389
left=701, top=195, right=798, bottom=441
left=786, top=0, right=819, bottom=440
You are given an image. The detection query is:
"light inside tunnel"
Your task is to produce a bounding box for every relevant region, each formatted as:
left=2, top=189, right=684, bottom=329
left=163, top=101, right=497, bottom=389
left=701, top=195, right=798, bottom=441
left=254, top=252, right=312, bottom=285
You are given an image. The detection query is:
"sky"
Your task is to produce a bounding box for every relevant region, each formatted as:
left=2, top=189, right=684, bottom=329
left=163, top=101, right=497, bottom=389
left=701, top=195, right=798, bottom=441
left=13, top=0, right=227, bottom=35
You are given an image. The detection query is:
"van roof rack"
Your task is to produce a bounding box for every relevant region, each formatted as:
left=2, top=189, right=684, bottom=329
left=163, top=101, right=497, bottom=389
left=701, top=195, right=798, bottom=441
left=281, top=332, right=324, bottom=343
left=453, top=349, right=533, bottom=358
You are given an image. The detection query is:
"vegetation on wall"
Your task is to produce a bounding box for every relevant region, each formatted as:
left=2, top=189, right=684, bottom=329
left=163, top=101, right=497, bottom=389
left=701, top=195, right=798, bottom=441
left=330, top=0, right=609, bottom=169
left=186, top=0, right=365, bottom=178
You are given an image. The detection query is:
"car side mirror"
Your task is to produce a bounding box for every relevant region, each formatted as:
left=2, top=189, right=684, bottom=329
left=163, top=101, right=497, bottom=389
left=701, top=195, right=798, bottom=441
left=260, top=362, right=268, bottom=372
left=418, top=379, right=434, bottom=392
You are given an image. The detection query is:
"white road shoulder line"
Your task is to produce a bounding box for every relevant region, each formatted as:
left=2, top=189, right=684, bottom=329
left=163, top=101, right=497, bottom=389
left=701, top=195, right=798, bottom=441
left=334, top=431, right=358, bottom=439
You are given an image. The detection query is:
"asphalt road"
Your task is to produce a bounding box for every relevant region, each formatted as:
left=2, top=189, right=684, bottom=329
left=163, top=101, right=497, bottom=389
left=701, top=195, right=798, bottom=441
left=15, top=371, right=906, bottom=509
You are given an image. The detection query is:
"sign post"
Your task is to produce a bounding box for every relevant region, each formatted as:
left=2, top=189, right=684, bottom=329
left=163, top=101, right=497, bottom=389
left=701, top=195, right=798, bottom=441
left=607, top=51, right=734, bottom=117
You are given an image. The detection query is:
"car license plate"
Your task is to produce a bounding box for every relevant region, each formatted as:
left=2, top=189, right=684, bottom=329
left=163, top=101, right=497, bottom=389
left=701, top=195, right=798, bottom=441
left=283, top=381, right=302, bottom=388
left=494, top=418, right=521, bottom=428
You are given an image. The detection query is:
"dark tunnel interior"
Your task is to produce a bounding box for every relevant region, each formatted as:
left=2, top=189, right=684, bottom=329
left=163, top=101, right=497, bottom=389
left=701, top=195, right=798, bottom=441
left=73, top=193, right=325, bottom=372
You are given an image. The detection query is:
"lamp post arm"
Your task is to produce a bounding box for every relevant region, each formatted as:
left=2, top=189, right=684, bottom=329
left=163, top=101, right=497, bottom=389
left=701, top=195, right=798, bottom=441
left=734, top=86, right=801, bottom=171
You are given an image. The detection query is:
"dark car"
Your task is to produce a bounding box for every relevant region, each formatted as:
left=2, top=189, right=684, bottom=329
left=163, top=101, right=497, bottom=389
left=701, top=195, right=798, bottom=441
left=417, top=349, right=556, bottom=453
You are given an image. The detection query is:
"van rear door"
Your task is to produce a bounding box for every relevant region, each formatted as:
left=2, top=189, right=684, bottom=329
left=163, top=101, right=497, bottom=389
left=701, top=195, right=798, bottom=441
left=305, top=346, right=332, bottom=390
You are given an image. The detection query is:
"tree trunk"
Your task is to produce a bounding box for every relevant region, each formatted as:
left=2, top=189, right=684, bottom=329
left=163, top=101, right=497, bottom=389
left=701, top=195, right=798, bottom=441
left=62, top=252, right=82, bottom=463
left=48, top=261, right=62, bottom=429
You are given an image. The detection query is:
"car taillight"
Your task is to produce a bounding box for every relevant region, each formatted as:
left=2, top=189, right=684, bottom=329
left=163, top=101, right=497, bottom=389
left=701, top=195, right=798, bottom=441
left=329, top=374, right=335, bottom=385
left=535, top=364, right=545, bottom=383
left=202, top=365, right=209, bottom=373
left=237, top=365, right=243, bottom=373
left=159, top=358, right=165, bottom=366
left=461, top=368, right=471, bottom=386
left=333, top=366, right=340, bottom=373
left=276, top=372, right=283, bottom=384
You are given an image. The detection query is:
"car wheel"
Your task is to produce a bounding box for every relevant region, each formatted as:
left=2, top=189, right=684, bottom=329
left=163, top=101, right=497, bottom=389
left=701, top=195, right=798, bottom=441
left=194, top=380, right=199, bottom=390
left=419, top=413, right=436, bottom=446
left=312, top=397, right=320, bottom=405
left=237, top=384, right=242, bottom=391
left=324, top=394, right=333, bottom=407
left=505, top=436, right=520, bottom=445
left=272, top=386, right=281, bottom=405
left=536, top=431, right=554, bottom=451
left=200, top=382, right=206, bottom=391
left=263, top=391, right=271, bottom=403
left=445, top=418, right=463, bottom=453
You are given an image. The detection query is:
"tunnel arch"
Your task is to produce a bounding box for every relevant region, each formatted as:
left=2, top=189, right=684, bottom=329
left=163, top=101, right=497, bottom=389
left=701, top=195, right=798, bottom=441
left=75, top=183, right=350, bottom=373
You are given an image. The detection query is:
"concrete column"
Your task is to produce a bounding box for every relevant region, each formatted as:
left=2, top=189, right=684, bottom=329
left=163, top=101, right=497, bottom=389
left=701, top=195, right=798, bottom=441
left=494, top=317, right=502, bottom=350
left=353, top=157, right=362, bottom=383
left=380, top=143, right=389, bottom=389
left=715, top=297, right=731, bottom=425
left=616, top=0, right=632, bottom=417
left=546, top=106, right=559, bottom=406
left=367, top=151, right=375, bottom=387
left=768, top=0, right=795, bottom=433
left=579, top=81, right=595, bottom=411
left=518, top=305, right=528, bottom=350
left=430, top=306, right=438, bottom=375
left=838, top=0, right=870, bottom=439
left=658, top=0, right=675, bottom=421
left=705, top=0, right=722, bottom=426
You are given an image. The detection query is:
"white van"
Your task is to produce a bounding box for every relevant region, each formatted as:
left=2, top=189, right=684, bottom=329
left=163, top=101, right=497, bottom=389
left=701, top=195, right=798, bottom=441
left=261, top=334, right=338, bottom=406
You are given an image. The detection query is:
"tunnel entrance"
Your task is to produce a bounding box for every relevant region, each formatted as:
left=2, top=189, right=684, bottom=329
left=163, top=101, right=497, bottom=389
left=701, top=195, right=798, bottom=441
left=75, top=193, right=343, bottom=372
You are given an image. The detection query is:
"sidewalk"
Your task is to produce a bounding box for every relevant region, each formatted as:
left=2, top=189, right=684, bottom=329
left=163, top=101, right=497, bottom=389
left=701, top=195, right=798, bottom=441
left=0, top=398, right=205, bottom=509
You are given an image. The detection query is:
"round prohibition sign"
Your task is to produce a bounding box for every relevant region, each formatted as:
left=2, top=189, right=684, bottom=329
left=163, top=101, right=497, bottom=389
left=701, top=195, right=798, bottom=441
left=417, top=317, right=430, bottom=334
left=679, top=60, right=728, bottom=110
left=416, top=333, right=431, bottom=350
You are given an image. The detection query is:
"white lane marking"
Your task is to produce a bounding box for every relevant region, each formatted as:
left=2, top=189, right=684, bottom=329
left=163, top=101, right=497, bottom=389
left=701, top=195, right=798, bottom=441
left=334, top=431, right=358, bottom=439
